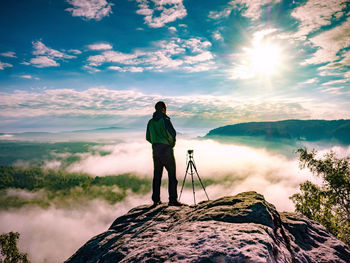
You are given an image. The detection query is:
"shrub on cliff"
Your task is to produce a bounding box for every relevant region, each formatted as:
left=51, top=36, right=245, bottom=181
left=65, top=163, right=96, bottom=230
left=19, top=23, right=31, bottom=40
left=291, top=148, right=350, bottom=246
left=0, top=232, right=29, bottom=263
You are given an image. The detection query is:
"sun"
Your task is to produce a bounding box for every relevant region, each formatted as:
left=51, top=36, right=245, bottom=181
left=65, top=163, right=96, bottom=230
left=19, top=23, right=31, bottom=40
left=247, top=42, right=281, bottom=76
left=249, top=43, right=281, bottom=75
left=230, top=30, right=285, bottom=80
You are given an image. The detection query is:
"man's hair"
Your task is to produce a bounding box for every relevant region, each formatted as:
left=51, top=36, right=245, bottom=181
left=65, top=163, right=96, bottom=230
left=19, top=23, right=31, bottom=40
left=155, top=101, right=166, bottom=111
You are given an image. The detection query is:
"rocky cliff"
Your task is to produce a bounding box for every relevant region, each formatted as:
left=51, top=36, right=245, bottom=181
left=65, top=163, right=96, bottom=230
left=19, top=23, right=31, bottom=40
left=66, top=192, right=350, bottom=263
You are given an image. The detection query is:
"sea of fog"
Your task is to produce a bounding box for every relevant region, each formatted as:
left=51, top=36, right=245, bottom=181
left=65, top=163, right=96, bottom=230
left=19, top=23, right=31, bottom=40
left=1, top=129, right=349, bottom=263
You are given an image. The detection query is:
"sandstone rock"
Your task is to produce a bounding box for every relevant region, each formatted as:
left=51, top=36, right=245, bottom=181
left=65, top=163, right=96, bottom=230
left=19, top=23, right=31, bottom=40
left=65, top=192, right=350, bottom=263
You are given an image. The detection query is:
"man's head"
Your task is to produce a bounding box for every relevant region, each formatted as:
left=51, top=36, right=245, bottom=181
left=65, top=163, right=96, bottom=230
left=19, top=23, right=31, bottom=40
left=155, top=101, right=166, bottom=113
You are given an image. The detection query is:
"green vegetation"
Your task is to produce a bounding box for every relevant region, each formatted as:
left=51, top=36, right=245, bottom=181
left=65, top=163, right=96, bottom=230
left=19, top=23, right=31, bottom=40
left=0, top=166, right=218, bottom=209
left=0, top=166, right=152, bottom=209
left=290, top=148, right=350, bottom=246
left=0, top=232, right=29, bottom=263
left=0, top=141, right=110, bottom=167
left=206, top=119, right=350, bottom=144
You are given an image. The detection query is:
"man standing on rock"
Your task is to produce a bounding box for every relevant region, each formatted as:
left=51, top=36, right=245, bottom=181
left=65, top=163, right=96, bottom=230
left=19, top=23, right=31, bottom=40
left=146, top=101, right=182, bottom=207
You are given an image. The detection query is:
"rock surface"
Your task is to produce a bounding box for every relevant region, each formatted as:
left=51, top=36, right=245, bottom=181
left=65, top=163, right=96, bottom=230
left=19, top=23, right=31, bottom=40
left=66, top=192, right=350, bottom=263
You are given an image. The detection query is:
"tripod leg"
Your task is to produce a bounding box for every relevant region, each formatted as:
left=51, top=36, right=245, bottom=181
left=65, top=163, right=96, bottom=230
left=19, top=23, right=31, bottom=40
left=179, top=160, right=190, bottom=200
left=189, top=161, right=196, bottom=205
left=192, top=162, right=210, bottom=201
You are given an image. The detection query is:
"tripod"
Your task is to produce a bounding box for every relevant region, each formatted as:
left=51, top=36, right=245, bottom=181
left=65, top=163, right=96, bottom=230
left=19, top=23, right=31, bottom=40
left=179, top=150, right=209, bottom=205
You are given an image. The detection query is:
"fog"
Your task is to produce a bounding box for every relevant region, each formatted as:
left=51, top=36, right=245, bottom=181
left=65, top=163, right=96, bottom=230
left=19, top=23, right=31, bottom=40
left=1, top=131, right=349, bottom=263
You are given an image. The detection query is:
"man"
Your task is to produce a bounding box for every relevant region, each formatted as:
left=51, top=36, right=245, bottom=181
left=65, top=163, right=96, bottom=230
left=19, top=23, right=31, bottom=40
left=146, top=101, right=182, bottom=206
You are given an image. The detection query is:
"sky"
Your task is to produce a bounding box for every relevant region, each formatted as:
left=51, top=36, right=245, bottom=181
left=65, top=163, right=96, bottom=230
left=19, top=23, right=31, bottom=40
left=0, top=0, right=350, bottom=132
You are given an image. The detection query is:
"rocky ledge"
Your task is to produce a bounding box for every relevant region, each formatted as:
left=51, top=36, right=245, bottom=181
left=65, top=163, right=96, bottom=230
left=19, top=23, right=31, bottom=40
left=66, top=192, right=350, bottom=263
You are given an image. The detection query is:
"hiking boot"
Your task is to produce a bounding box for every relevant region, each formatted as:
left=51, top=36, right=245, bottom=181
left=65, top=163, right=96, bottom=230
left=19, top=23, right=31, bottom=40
left=168, top=200, right=184, bottom=206
left=150, top=201, right=162, bottom=208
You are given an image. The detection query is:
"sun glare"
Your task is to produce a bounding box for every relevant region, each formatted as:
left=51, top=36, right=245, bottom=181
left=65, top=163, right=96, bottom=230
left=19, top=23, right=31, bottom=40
left=248, top=42, right=281, bottom=76
left=230, top=30, right=285, bottom=80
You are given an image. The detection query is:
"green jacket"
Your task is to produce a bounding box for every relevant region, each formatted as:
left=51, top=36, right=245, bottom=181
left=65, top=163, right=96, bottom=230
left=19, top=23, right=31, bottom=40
left=146, top=111, right=176, bottom=147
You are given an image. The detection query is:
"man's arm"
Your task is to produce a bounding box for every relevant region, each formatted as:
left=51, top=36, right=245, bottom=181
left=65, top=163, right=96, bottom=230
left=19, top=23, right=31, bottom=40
left=164, top=118, right=176, bottom=138
left=164, top=118, right=176, bottom=147
left=146, top=121, right=152, bottom=143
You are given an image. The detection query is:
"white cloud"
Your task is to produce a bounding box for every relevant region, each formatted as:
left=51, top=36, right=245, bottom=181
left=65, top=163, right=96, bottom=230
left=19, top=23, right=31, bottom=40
left=87, top=37, right=216, bottom=73
left=209, top=0, right=280, bottom=21
left=20, top=75, right=33, bottom=79
left=0, top=51, right=16, bottom=58
left=322, top=79, right=349, bottom=86
left=0, top=87, right=338, bottom=124
left=320, top=86, right=346, bottom=95
left=291, top=0, right=348, bottom=38
left=88, top=51, right=138, bottom=66
left=184, top=51, right=214, bottom=64
left=0, top=61, right=13, bottom=70
left=168, top=26, right=177, bottom=32
left=135, top=0, right=187, bottom=28
left=108, top=66, right=144, bottom=72
left=32, top=41, right=75, bottom=59
left=30, top=56, right=60, bottom=68
left=302, top=18, right=350, bottom=65
left=66, top=0, right=113, bottom=21
left=68, top=49, right=82, bottom=54
left=28, top=41, right=76, bottom=68
left=0, top=196, right=146, bottom=263
left=213, top=31, right=223, bottom=41
left=87, top=43, right=113, bottom=50
left=302, top=78, right=317, bottom=84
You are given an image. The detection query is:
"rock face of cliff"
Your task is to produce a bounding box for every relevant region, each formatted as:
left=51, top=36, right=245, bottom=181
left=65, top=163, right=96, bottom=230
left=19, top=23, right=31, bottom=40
left=66, top=192, right=350, bottom=263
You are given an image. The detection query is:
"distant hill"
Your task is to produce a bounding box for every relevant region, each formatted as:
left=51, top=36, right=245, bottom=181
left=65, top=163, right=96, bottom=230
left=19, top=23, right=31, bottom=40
left=206, top=119, right=350, bottom=144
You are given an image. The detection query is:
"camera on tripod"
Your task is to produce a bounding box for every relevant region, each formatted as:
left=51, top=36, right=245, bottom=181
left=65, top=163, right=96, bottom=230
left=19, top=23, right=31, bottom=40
left=179, top=149, right=209, bottom=205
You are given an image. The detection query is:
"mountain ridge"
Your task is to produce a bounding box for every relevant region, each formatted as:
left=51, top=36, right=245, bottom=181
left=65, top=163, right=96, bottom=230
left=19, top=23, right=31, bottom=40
left=206, top=119, right=350, bottom=144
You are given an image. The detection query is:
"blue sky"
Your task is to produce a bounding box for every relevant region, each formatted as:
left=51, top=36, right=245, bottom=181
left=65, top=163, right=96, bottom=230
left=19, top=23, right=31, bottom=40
left=0, top=0, right=349, bottom=132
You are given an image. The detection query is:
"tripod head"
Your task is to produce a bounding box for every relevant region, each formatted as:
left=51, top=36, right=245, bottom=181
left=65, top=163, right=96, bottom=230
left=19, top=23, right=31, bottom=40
left=187, top=149, right=194, bottom=160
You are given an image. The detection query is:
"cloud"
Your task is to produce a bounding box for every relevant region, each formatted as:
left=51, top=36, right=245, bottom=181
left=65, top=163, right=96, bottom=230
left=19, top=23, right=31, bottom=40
left=302, top=78, right=318, bottom=84
left=212, top=31, right=223, bottom=41
left=66, top=0, right=113, bottom=21
left=0, top=51, right=16, bottom=58
left=32, top=41, right=75, bottom=59
left=1, top=87, right=345, bottom=129
left=291, top=0, right=348, bottom=38
left=168, top=26, right=177, bottom=32
left=86, top=37, right=216, bottom=73
left=28, top=41, right=76, bottom=68
left=87, top=43, right=113, bottom=50
left=302, top=18, right=350, bottom=65
left=51, top=135, right=324, bottom=213
left=108, top=66, right=144, bottom=72
left=0, top=195, right=147, bottom=263
left=0, top=61, right=13, bottom=70
left=19, top=75, right=33, bottom=79
left=29, top=56, right=59, bottom=68
left=68, top=49, right=82, bottom=54
left=209, top=0, right=280, bottom=21
left=2, top=131, right=350, bottom=262
left=135, top=0, right=187, bottom=28
left=321, top=79, right=349, bottom=86
left=320, top=86, right=347, bottom=95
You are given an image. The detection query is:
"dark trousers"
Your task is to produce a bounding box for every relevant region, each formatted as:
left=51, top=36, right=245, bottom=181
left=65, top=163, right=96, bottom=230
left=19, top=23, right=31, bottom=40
left=152, top=144, right=178, bottom=203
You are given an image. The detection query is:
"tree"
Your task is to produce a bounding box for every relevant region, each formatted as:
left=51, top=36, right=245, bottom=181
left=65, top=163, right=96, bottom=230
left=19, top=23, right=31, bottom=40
left=290, top=148, right=350, bottom=246
left=0, top=232, right=30, bottom=263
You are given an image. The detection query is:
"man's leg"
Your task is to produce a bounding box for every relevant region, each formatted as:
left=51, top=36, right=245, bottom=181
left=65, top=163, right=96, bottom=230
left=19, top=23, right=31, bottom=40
left=164, top=148, right=178, bottom=203
left=152, top=152, right=163, bottom=203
